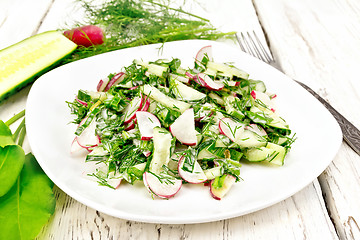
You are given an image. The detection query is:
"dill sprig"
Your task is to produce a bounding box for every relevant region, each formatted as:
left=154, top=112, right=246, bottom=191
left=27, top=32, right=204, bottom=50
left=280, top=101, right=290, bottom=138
left=62, top=0, right=235, bottom=63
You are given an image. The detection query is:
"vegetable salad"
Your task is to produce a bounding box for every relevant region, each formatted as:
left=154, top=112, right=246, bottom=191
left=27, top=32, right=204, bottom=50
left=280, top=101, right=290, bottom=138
left=67, top=45, right=295, bottom=200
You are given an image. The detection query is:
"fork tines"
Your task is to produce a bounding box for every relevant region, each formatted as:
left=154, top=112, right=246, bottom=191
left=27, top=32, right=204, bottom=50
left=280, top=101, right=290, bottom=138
left=235, top=31, right=273, bottom=63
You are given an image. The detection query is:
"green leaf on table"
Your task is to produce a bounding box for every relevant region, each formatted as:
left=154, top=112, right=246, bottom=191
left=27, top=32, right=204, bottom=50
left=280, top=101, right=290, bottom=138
left=0, top=120, right=15, bottom=147
left=0, top=153, right=55, bottom=240
left=0, top=145, right=25, bottom=197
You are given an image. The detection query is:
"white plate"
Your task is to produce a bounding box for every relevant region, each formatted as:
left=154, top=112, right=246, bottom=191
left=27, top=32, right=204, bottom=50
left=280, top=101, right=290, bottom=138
left=26, top=40, right=342, bottom=224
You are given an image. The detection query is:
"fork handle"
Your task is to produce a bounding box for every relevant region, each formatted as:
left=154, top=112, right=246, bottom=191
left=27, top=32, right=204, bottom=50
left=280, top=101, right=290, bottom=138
left=295, top=80, right=360, bottom=155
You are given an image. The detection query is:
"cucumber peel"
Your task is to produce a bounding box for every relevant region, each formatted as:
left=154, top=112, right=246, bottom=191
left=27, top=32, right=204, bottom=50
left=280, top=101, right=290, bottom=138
left=0, top=31, right=77, bottom=101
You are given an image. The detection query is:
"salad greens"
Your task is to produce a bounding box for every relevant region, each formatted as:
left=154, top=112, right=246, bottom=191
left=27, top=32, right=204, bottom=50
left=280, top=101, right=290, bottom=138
left=67, top=45, right=295, bottom=199
left=0, top=111, right=56, bottom=239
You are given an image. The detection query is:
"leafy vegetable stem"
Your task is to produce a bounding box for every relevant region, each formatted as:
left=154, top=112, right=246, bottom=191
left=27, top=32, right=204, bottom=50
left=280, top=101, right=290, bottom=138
left=17, top=122, right=26, bottom=147
left=5, top=110, right=25, bottom=127
left=12, top=118, right=26, bottom=145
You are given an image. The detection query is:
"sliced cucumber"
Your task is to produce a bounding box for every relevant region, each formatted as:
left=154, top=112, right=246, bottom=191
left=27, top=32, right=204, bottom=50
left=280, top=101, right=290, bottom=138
left=207, top=61, right=249, bottom=79
left=243, top=147, right=272, bottom=162
left=134, top=59, right=168, bottom=77
left=203, top=166, right=223, bottom=180
left=234, top=129, right=267, bottom=148
left=250, top=106, right=289, bottom=130
left=149, top=127, right=173, bottom=174
left=243, top=142, right=286, bottom=166
left=141, top=84, right=191, bottom=113
left=0, top=31, right=77, bottom=101
left=197, top=148, right=215, bottom=160
left=170, top=78, right=206, bottom=101
left=265, top=143, right=286, bottom=165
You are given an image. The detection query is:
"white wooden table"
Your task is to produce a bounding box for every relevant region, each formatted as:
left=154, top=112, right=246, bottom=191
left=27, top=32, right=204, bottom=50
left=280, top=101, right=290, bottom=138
left=1, top=0, right=360, bottom=239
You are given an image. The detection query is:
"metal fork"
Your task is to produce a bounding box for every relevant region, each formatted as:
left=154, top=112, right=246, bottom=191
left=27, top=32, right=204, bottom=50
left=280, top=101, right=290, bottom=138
left=235, top=31, right=360, bottom=156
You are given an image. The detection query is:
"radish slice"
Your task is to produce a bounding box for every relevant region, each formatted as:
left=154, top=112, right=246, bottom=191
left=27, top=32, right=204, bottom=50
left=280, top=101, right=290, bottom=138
left=218, top=118, right=245, bottom=142
left=196, top=73, right=224, bottom=91
left=104, top=72, right=126, bottom=91
left=140, top=95, right=150, bottom=111
left=133, top=139, right=152, bottom=157
left=210, top=174, right=236, bottom=200
left=75, top=98, right=88, bottom=107
left=185, top=71, right=195, bottom=80
left=195, top=45, right=213, bottom=64
left=70, top=137, right=86, bottom=153
left=143, top=151, right=152, bottom=157
left=136, top=111, right=161, bottom=140
left=97, top=78, right=109, bottom=92
left=107, top=178, right=122, bottom=189
left=107, top=172, right=122, bottom=189
left=169, top=108, right=197, bottom=146
left=178, top=155, right=207, bottom=184
left=245, top=124, right=267, bottom=137
left=143, top=172, right=182, bottom=199
left=77, top=118, right=100, bottom=149
left=124, top=119, right=136, bottom=131
left=121, top=96, right=143, bottom=124
left=251, top=90, right=275, bottom=110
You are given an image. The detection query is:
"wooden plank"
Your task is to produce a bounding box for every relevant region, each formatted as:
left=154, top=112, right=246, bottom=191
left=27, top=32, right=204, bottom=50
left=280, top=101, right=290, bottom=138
left=0, top=0, right=53, bottom=49
left=252, top=0, right=360, bottom=239
left=37, top=182, right=338, bottom=239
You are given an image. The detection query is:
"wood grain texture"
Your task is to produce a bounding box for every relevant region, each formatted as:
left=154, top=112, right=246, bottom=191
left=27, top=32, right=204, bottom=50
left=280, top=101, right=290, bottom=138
left=36, top=181, right=338, bottom=240
left=253, top=0, right=360, bottom=239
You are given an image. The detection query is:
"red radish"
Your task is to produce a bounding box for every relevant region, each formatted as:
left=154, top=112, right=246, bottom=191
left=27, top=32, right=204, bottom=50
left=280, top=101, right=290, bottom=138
left=245, top=124, right=267, bottom=137
left=169, top=108, right=197, bottom=146
left=140, top=95, right=150, bottom=111
left=196, top=73, right=224, bottom=91
left=64, top=25, right=104, bottom=47
left=195, top=45, right=213, bottom=64
left=185, top=72, right=195, bottom=80
left=75, top=98, right=88, bottom=107
left=136, top=111, right=161, bottom=140
left=107, top=179, right=122, bottom=189
left=250, top=90, right=256, bottom=99
left=121, top=96, right=143, bottom=124
left=129, top=86, right=139, bottom=90
left=97, top=78, right=109, bottom=92
left=132, top=139, right=152, bottom=157
left=143, top=172, right=182, bottom=199
left=177, top=155, right=207, bottom=184
left=210, top=174, right=236, bottom=200
left=124, top=119, right=136, bottom=131
left=104, top=72, right=126, bottom=91
left=143, top=151, right=152, bottom=157
left=70, top=137, right=86, bottom=153
left=76, top=118, right=101, bottom=149
left=218, top=117, right=245, bottom=142
left=252, top=90, right=276, bottom=111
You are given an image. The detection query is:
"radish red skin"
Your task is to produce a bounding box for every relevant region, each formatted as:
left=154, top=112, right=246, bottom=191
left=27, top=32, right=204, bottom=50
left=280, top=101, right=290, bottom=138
left=64, top=25, right=104, bottom=47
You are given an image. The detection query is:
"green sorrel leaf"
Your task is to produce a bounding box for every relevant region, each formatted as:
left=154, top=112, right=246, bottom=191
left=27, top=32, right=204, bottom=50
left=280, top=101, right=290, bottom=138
left=0, top=120, right=15, bottom=147
left=0, top=145, right=25, bottom=197
left=0, top=153, right=55, bottom=240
